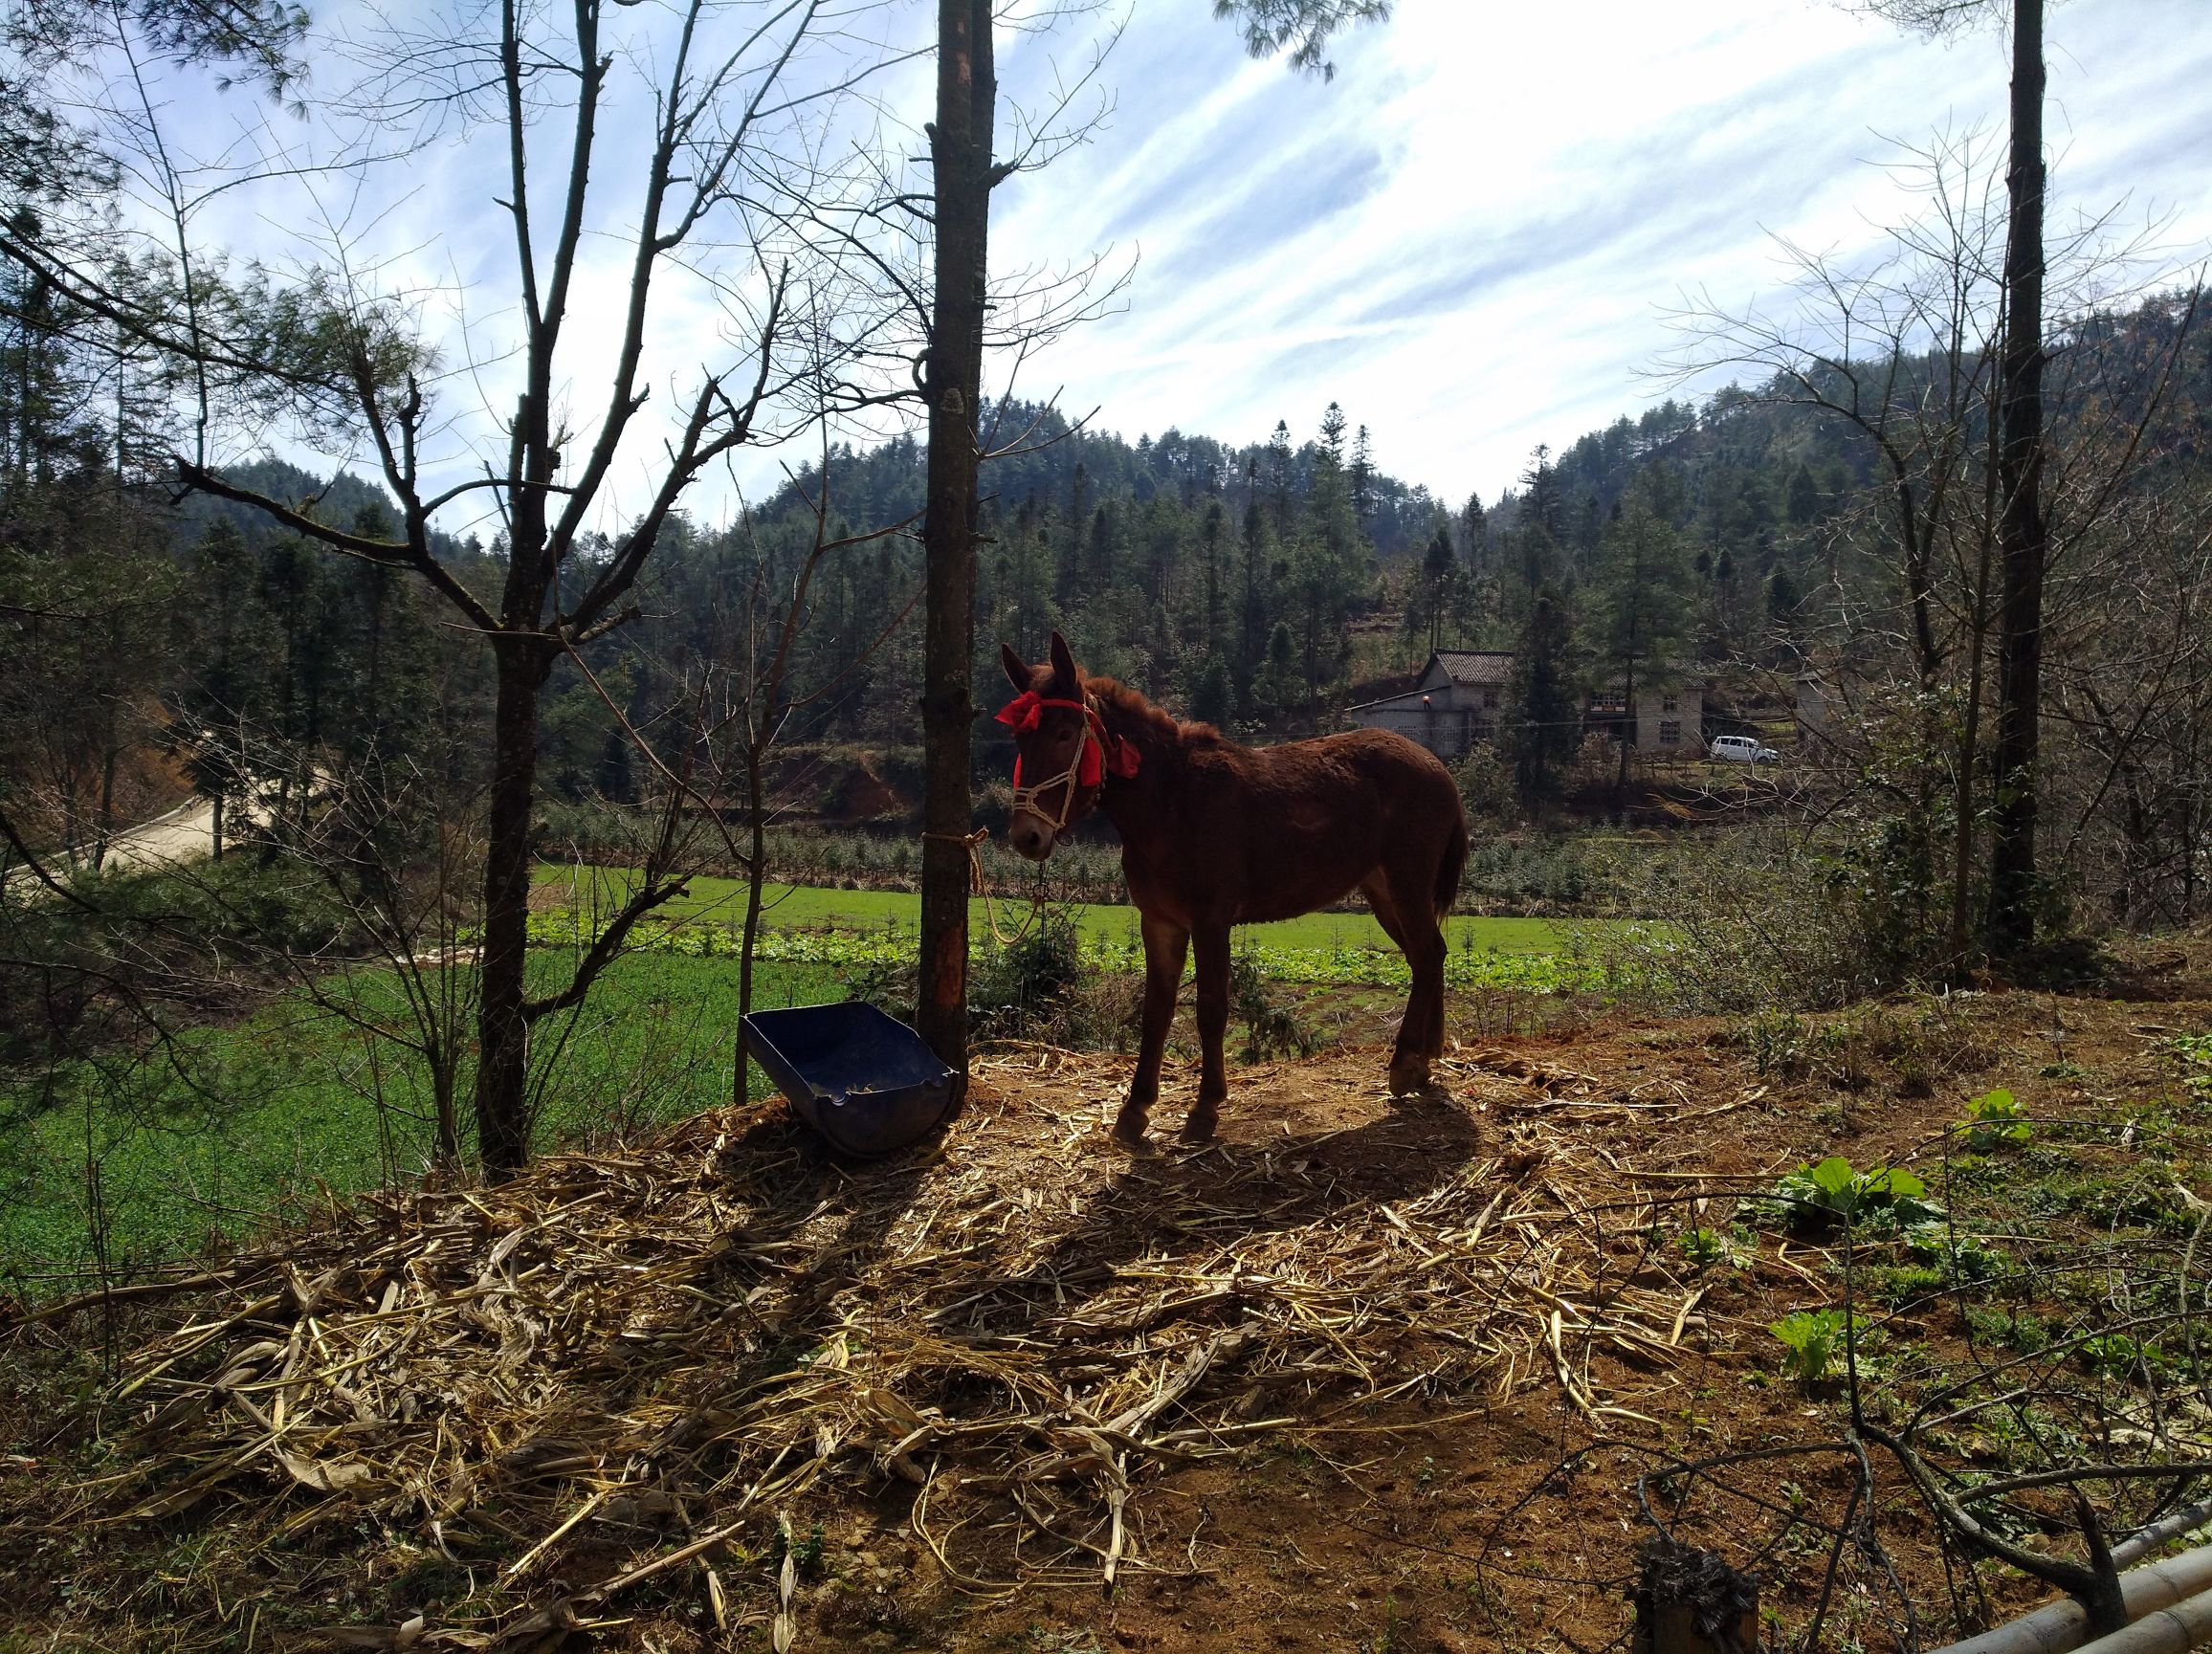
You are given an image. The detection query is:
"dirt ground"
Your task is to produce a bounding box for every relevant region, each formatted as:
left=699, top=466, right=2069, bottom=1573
left=3, top=937, right=2210, bottom=1653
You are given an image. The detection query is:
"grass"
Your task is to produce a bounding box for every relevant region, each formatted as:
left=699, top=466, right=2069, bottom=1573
left=0, top=954, right=835, bottom=1294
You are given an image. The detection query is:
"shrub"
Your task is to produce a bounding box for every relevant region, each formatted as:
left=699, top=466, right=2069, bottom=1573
left=1584, top=823, right=1934, bottom=1015
left=970, top=911, right=1088, bottom=1045
left=1231, top=951, right=1317, bottom=1062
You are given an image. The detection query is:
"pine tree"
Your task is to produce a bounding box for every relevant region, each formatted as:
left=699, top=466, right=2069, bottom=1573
left=1060, top=459, right=1088, bottom=601
left=1238, top=457, right=1267, bottom=710
left=1190, top=651, right=1233, bottom=727
left=1519, top=445, right=1565, bottom=543
left=1267, top=420, right=1294, bottom=536
left=1319, top=401, right=1347, bottom=467
left=1785, top=462, right=1820, bottom=525
left=1586, top=483, right=1692, bottom=796
left=1502, top=589, right=1580, bottom=807
left=1768, top=566, right=1803, bottom=634
left=172, top=518, right=265, bottom=859
left=1259, top=619, right=1300, bottom=717
left=1512, top=449, right=1565, bottom=602
left=1421, top=522, right=1455, bottom=651
left=1200, top=498, right=1226, bottom=641
left=1460, top=492, right=1488, bottom=568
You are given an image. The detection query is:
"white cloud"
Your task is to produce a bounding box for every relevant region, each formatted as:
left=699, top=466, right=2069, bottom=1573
left=107, top=0, right=2212, bottom=524
left=987, top=0, right=2212, bottom=507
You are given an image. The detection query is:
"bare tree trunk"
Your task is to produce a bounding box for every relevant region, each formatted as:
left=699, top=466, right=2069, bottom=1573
left=736, top=737, right=767, bottom=1110
left=1950, top=525, right=1997, bottom=969
left=92, top=701, right=118, bottom=871
left=476, top=641, right=546, bottom=1180
left=917, top=0, right=996, bottom=1074
left=1986, top=0, right=2047, bottom=954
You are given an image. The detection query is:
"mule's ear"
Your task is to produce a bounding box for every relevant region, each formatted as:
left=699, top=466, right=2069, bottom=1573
left=1000, top=642, right=1031, bottom=694
left=1049, top=629, right=1079, bottom=692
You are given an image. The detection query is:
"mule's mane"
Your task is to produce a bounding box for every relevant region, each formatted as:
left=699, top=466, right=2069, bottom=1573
left=1083, top=674, right=1228, bottom=755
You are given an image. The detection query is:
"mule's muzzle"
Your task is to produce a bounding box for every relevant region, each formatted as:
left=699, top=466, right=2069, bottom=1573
left=1007, top=812, right=1056, bottom=861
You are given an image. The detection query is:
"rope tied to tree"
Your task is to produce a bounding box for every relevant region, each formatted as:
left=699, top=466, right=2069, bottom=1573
left=918, top=827, right=1043, bottom=948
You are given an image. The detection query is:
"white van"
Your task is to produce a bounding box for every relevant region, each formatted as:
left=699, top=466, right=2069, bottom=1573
left=1711, top=735, right=1780, bottom=763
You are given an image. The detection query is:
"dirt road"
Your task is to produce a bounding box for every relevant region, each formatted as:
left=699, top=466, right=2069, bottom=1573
left=5, top=797, right=213, bottom=890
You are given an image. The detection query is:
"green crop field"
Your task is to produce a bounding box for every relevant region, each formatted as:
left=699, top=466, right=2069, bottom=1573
left=535, top=866, right=1575, bottom=956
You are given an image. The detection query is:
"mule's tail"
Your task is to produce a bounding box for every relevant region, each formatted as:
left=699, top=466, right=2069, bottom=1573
left=1434, top=808, right=1469, bottom=922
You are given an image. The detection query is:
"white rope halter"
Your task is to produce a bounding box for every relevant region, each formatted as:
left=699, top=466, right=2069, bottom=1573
left=1010, top=698, right=1106, bottom=834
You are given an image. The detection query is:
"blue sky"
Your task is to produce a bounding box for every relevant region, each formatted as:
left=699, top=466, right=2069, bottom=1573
left=987, top=0, right=2212, bottom=508
left=114, top=0, right=2212, bottom=530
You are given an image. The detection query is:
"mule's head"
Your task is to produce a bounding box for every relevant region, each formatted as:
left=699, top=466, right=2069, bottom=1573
left=998, top=630, right=1097, bottom=861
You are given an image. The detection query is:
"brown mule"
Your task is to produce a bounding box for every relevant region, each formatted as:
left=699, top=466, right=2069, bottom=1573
left=998, top=631, right=1470, bottom=1146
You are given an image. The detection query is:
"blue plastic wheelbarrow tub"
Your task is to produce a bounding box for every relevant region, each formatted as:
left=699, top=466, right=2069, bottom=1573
left=739, top=1001, right=962, bottom=1156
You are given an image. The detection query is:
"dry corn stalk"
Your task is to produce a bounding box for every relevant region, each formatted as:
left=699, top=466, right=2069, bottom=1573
left=1, top=1046, right=1729, bottom=1643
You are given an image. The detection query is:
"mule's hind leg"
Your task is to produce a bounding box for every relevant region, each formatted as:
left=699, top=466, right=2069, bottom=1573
left=1116, top=913, right=1189, bottom=1145
left=1363, top=867, right=1448, bottom=1094
left=1183, top=923, right=1232, bottom=1141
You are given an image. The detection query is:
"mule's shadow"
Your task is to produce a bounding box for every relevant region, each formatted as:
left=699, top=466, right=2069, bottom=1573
left=697, top=1079, right=1489, bottom=1343
left=1011, top=1084, right=1488, bottom=1317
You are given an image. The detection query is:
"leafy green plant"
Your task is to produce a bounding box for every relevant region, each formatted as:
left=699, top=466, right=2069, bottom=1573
left=772, top=1518, right=826, bottom=1577
left=1954, top=1088, right=2032, bottom=1151
left=1770, top=1309, right=1853, bottom=1386
left=1677, top=1226, right=1728, bottom=1270
left=2077, top=1333, right=2148, bottom=1381
left=1676, top=1224, right=1754, bottom=1271
left=2174, top=1034, right=2212, bottom=1100
left=1765, top=1156, right=1943, bottom=1234
left=1862, top=1263, right=1947, bottom=1307
left=1736, top=1008, right=1809, bottom=1078
left=1905, top=1223, right=2007, bottom=1286
left=1966, top=1305, right=2048, bottom=1354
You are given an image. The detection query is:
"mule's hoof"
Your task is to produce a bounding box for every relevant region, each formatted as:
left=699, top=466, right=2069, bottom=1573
left=1110, top=1109, right=1154, bottom=1153
left=1387, top=1055, right=1430, bottom=1096
left=1111, top=1127, right=1158, bottom=1158
left=1179, top=1113, right=1218, bottom=1144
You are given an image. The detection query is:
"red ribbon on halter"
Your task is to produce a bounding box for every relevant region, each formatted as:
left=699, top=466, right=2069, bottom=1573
left=995, top=693, right=1140, bottom=788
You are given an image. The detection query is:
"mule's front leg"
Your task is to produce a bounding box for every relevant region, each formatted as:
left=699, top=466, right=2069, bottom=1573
left=1389, top=916, right=1449, bottom=1095
left=1114, top=914, right=1188, bottom=1145
left=1183, top=925, right=1232, bottom=1141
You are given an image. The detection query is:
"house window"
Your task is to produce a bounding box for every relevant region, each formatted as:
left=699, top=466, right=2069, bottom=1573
left=1661, top=694, right=1679, bottom=714
left=1659, top=720, right=1682, bottom=746
left=1472, top=717, right=1495, bottom=743
left=1483, top=688, right=1499, bottom=709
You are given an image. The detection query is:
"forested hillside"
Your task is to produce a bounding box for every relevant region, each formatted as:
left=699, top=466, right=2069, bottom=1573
left=9, top=284, right=2210, bottom=893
